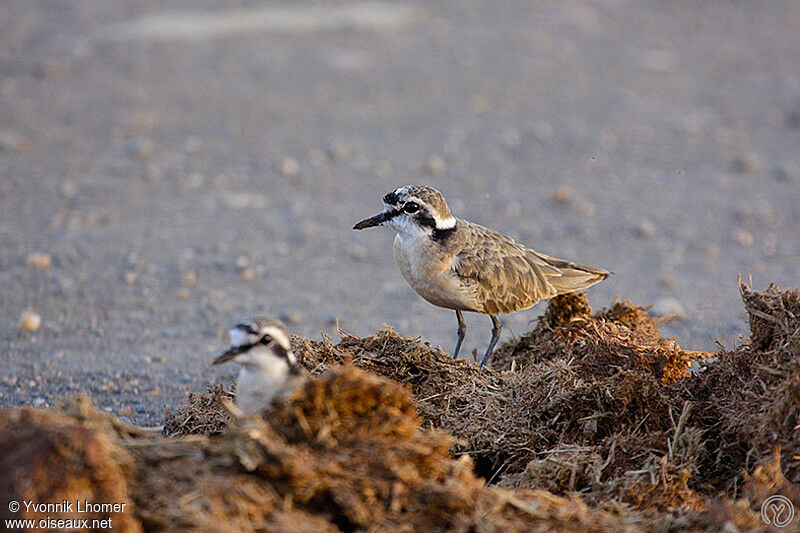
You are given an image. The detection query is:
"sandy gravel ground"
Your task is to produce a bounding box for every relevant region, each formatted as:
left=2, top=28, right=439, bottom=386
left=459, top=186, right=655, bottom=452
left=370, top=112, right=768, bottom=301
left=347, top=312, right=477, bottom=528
left=1, top=0, right=798, bottom=424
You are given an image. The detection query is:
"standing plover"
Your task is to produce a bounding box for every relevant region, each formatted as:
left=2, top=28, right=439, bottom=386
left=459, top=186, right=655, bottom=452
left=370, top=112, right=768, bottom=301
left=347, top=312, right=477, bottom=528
left=354, top=185, right=608, bottom=368
left=212, top=317, right=303, bottom=414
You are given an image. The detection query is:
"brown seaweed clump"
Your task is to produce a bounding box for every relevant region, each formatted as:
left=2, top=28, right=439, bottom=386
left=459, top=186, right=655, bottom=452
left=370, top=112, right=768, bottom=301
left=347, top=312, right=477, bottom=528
left=281, top=293, right=709, bottom=504
left=162, top=382, right=234, bottom=437
left=689, top=282, right=800, bottom=494
left=492, top=292, right=703, bottom=384
left=287, top=285, right=797, bottom=517
left=0, top=401, right=140, bottom=531
left=13, top=281, right=794, bottom=530
left=0, top=367, right=633, bottom=532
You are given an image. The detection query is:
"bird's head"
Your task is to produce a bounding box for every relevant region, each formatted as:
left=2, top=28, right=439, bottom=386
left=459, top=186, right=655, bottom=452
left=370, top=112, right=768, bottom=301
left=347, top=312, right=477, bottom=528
left=353, top=185, right=456, bottom=239
left=212, top=317, right=296, bottom=370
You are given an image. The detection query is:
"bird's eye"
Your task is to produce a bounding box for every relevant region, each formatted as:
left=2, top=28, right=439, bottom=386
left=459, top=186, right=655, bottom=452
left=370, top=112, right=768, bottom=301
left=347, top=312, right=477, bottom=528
left=403, top=202, right=419, bottom=213
left=259, top=334, right=273, bottom=345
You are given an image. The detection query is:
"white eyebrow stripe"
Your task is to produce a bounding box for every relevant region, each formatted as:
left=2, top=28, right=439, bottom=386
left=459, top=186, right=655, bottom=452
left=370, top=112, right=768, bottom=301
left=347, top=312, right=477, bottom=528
left=406, top=197, right=455, bottom=229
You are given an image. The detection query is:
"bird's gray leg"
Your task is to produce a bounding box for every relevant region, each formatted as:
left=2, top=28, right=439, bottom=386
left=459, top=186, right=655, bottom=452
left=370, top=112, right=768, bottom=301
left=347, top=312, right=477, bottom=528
left=453, top=310, right=466, bottom=358
left=479, top=315, right=502, bottom=369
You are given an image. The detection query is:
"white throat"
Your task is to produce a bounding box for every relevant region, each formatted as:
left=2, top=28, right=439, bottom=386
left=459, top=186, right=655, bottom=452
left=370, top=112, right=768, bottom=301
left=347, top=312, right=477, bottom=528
left=385, top=213, right=456, bottom=243
left=240, top=346, right=291, bottom=376
left=387, top=214, right=430, bottom=242
left=235, top=352, right=292, bottom=414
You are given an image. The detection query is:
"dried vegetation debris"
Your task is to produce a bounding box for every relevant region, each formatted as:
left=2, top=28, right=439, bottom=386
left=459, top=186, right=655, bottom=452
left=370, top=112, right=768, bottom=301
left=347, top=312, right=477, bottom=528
left=162, top=381, right=234, bottom=437
left=289, top=285, right=799, bottom=520
left=0, top=399, right=141, bottom=531
left=292, top=293, right=712, bottom=505
left=2, top=282, right=799, bottom=531
left=688, top=283, right=800, bottom=492
left=0, top=367, right=630, bottom=532
left=492, top=293, right=702, bottom=383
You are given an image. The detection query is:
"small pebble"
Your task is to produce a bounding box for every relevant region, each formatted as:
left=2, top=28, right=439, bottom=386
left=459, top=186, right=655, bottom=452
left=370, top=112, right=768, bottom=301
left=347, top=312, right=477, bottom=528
left=280, top=157, right=300, bottom=177
left=176, top=287, right=190, bottom=299
left=650, top=297, right=685, bottom=319
left=637, top=218, right=656, bottom=238
left=425, top=155, right=447, bottom=175
left=731, top=152, right=760, bottom=173
left=181, top=271, right=197, bottom=286
left=125, top=271, right=138, bottom=285
left=349, top=244, right=368, bottom=260
left=552, top=185, right=571, bottom=205
left=61, top=181, right=77, bottom=198
left=734, top=230, right=754, bottom=247
left=240, top=268, right=256, bottom=281
left=27, top=252, right=51, bottom=269
left=20, top=311, right=41, bottom=332
left=236, top=255, right=250, bottom=268
left=32, top=398, right=45, bottom=407
left=119, top=406, right=132, bottom=417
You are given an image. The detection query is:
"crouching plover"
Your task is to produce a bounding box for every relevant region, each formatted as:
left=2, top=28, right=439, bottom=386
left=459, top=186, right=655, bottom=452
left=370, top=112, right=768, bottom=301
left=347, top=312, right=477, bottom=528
left=212, top=317, right=304, bottom=414
left=354, top=185, right=608, bottom=368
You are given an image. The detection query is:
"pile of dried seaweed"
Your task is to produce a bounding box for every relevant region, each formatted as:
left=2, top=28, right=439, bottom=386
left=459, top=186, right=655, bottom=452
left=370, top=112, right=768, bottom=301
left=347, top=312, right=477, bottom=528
left=0, top=398, right=141, bottom=531
left=688, top=283, right=800, bottom=493
left=2, top=282, right=798, bottom=531
left=163, top=382, right=234, bottom=437
left=165, top=284, right=799, bottom=520
left=283, top=293, right=710, bottom=504
left=0, top=368, right=633, bottom=531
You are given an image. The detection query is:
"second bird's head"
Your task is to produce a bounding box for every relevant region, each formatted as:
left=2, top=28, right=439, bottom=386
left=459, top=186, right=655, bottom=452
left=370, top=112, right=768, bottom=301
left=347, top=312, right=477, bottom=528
left=212, top=317, right=297, bottom=371
left=353, top=185, right=456, bottom=238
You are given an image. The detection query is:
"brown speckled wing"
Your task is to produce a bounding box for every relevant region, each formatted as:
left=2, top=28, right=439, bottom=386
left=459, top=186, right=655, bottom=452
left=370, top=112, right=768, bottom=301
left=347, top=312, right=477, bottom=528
left=451, top=220, right=608, bottom=314
left=452, top=221, right=558, bottom=314
left=527, top=249, right=609, bottom=295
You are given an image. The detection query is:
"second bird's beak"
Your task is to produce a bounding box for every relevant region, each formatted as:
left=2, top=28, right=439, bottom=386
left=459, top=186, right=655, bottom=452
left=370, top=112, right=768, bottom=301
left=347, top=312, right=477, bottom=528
left=353, top=210, right=395, bottom=230
left=212, top=346, right=243, bottom=365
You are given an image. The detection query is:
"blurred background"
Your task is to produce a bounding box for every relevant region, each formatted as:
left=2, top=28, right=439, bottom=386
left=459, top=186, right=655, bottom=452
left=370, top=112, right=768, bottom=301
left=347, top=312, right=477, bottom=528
left=1, top=0, right=798, bottom=423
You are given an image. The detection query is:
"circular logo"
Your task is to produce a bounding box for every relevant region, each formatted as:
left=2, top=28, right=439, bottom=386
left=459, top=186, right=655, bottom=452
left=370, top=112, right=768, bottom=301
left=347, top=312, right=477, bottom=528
left=8, top=500, right=20, bottom=513
left=761, top=495, right=795, bottom=528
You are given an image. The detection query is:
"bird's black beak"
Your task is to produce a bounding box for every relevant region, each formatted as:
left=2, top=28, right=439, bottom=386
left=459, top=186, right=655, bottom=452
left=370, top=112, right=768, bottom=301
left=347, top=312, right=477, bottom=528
left=353, top=210, right=396, bottom=230
left=212, top=346, right=244, bottom=365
